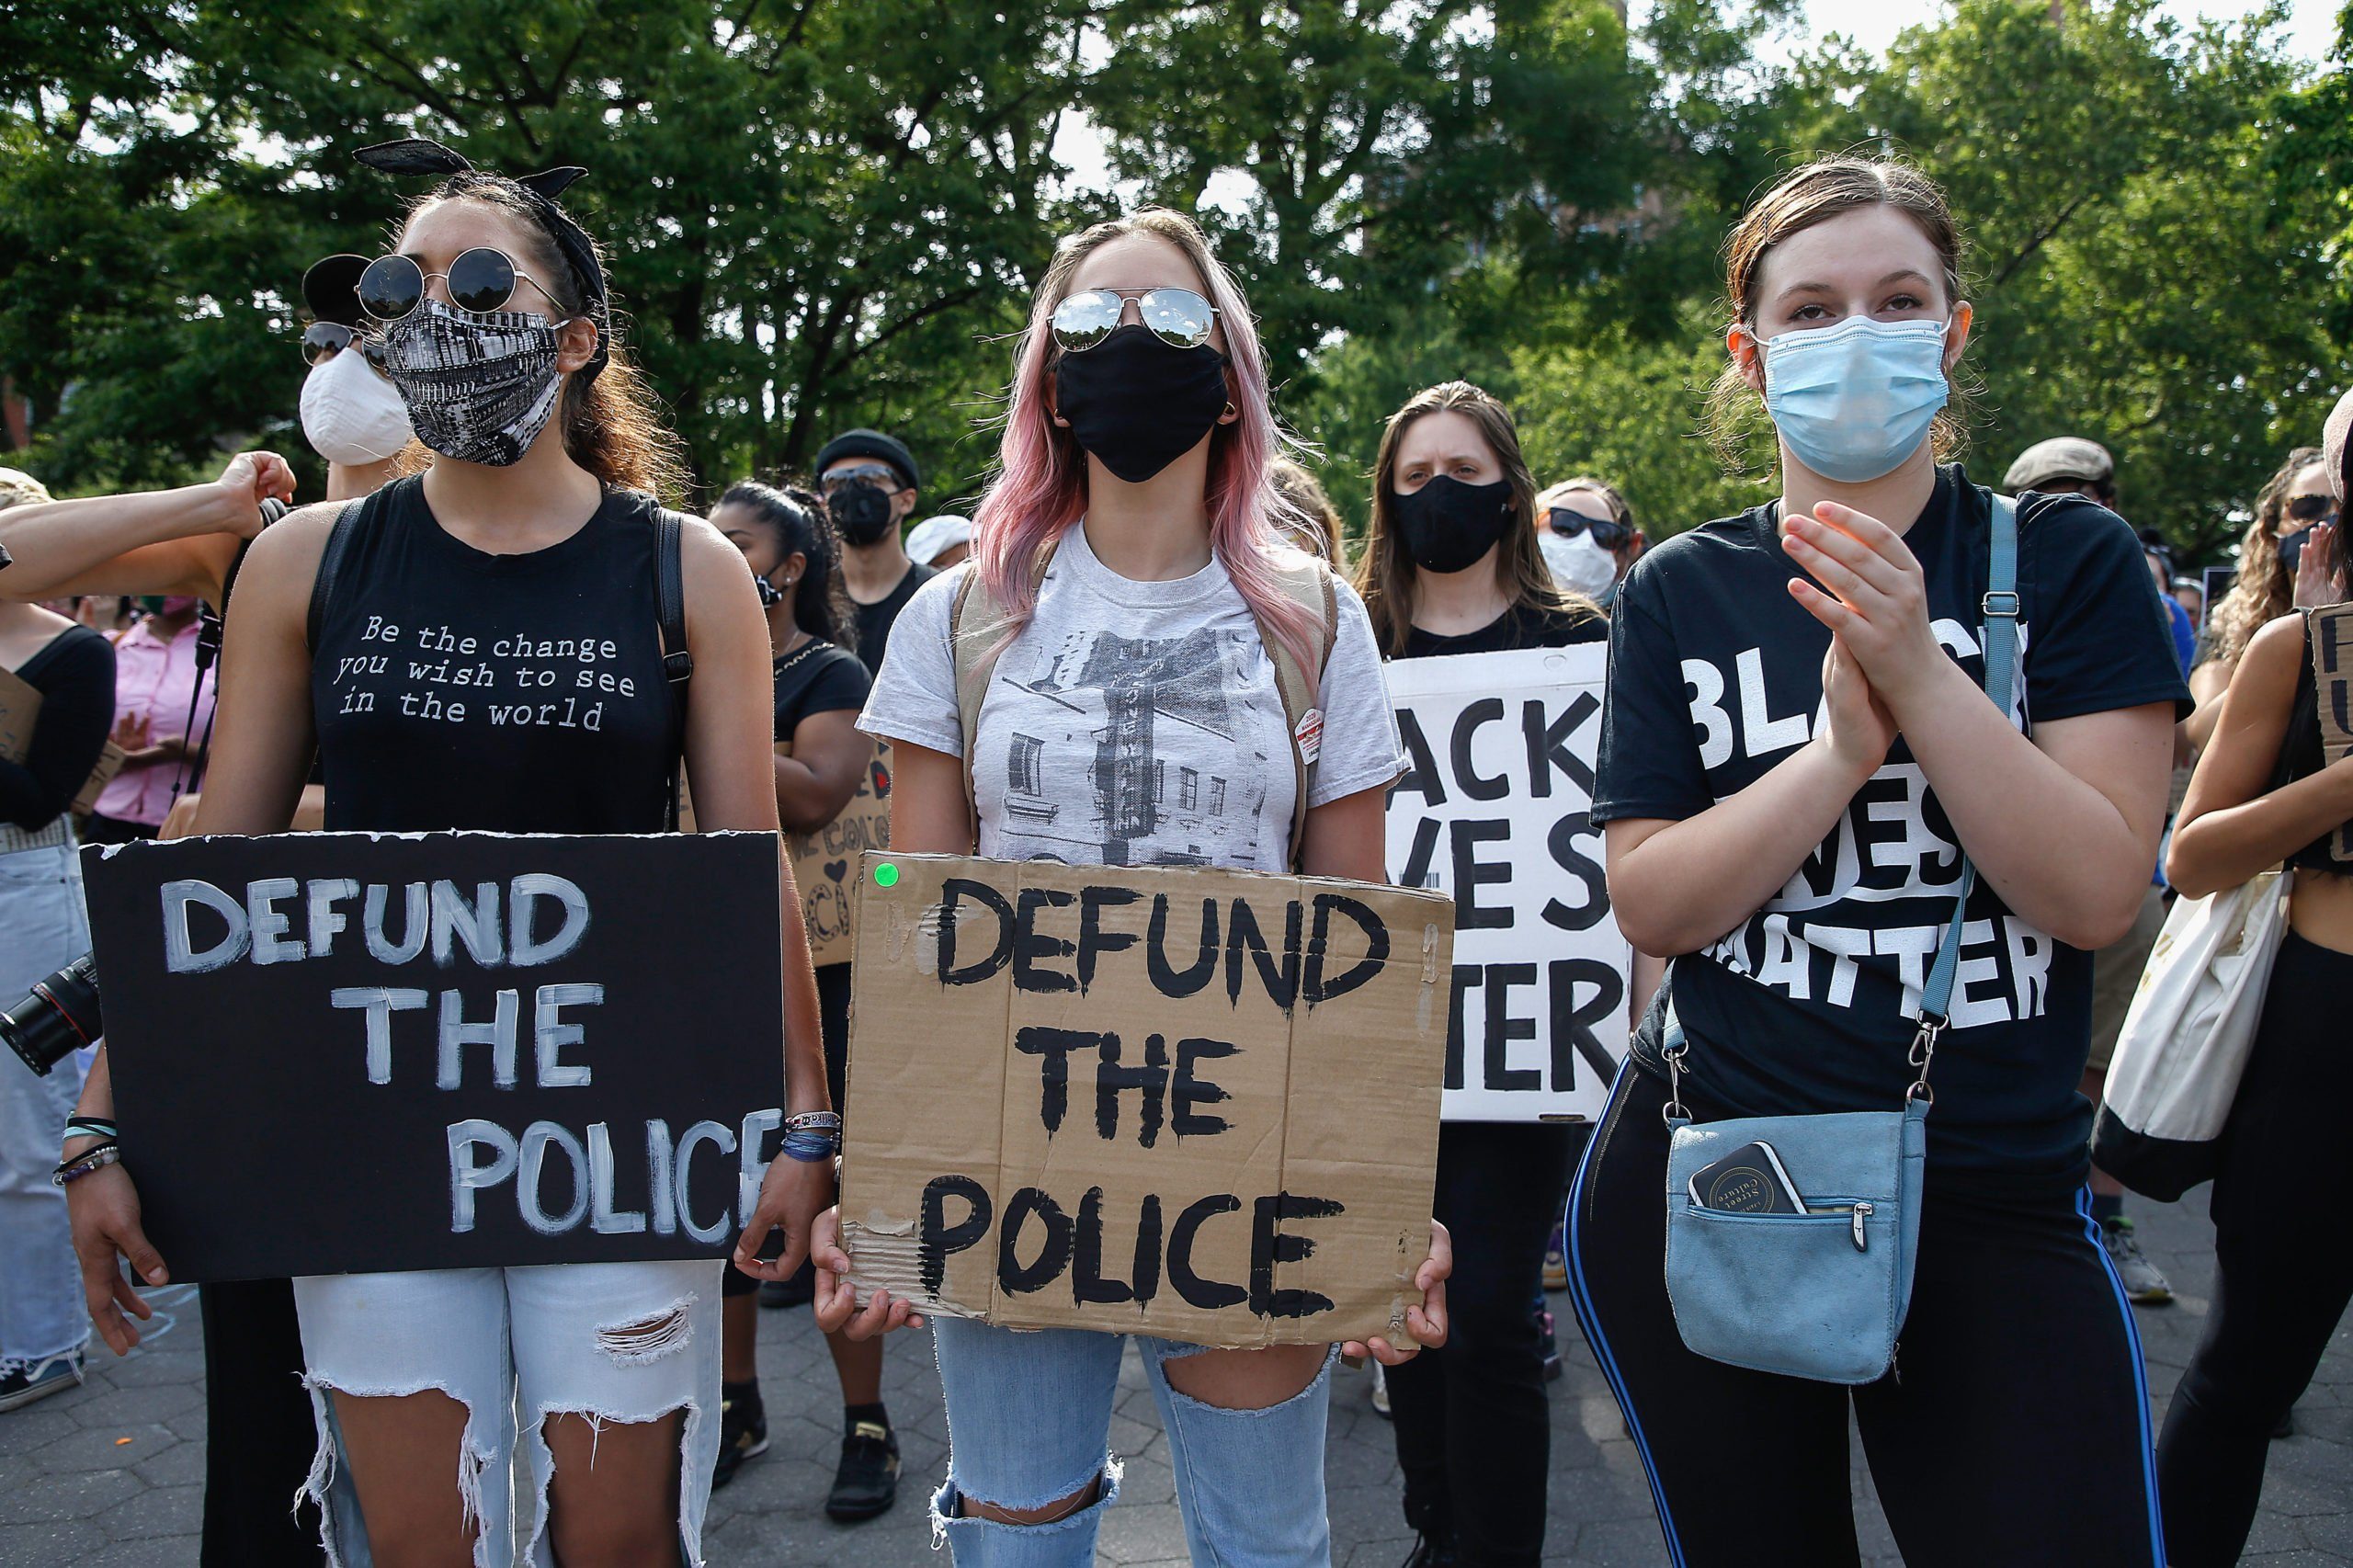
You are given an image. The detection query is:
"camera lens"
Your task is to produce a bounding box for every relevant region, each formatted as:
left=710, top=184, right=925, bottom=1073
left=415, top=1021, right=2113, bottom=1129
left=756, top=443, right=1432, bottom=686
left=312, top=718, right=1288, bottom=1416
left=1, top=955, right=102, bottom=1078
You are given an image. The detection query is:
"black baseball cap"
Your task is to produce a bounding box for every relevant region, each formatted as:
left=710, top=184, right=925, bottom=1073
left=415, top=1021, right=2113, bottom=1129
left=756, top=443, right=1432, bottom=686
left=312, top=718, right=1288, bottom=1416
left=816, top=429, right=920, bottom=492
left=301, top=254, right=369, bottom=327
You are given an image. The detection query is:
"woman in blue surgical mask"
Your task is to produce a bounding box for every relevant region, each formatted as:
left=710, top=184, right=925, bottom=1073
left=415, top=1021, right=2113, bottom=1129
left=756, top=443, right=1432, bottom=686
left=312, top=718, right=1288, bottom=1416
left=1568, top=156, right=2191, bottom=1564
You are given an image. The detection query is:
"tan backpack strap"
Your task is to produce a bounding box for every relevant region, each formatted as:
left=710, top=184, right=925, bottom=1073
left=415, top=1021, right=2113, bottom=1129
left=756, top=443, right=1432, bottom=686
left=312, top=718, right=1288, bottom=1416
left=947, top=544, right=1057, bottom=836
left=1246, top=554, right=1341, bottom=872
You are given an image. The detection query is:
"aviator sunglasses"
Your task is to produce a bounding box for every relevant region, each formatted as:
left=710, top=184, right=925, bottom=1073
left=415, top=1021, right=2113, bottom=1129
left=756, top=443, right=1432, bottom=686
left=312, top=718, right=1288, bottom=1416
left=1051, top=287, right=1220, bottom=353
left=299, top=321, right=390, bottom=374
left=1548, top=506, right=1631, bottom=551
left=2286, top=494, right=2341, bottom=528
left=358, top=247, right=567, bottom=323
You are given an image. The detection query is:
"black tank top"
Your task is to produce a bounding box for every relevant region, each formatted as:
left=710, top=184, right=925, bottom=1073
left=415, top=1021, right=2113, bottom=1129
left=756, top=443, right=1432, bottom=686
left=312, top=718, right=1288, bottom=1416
left=2272, top=609, right=2347, bottom=876
left=311, top=476, right=679, bottom=834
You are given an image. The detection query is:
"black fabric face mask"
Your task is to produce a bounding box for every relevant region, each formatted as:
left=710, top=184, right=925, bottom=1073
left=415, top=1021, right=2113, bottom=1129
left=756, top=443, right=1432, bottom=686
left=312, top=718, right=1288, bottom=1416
left=831, top=483, right=896, bottom=547
left=2279, top=525, right=2310, bottom=576
left=1053, top=325, right=1230, bottom=483
left=1389, top=475, right=1515, bottom=574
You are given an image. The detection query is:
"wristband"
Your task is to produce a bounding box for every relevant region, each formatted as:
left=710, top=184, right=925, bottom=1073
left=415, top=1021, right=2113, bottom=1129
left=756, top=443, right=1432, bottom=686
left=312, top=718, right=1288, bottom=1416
left=52, top=1142, right=122, bottom=1187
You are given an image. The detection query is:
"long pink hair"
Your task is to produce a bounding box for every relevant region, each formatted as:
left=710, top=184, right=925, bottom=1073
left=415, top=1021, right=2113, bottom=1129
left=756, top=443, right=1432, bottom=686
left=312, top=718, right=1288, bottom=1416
left=971, top=209, right=1323, bottom=687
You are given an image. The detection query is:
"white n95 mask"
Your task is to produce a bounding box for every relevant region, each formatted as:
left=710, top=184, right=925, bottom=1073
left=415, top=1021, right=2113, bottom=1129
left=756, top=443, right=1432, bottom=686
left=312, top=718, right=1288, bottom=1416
left=300, top=345, right=415, bottom=465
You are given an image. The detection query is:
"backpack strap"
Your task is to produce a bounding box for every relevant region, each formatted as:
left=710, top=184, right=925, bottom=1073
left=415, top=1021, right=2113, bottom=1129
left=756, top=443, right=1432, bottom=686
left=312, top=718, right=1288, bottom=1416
left=1247, top=553, right=1341, bottom=872
left=949, top=549, right=1053, bottom=840
left=304, top=497, right=369, bottom=654
left=654, top=509, right=693, bottom=831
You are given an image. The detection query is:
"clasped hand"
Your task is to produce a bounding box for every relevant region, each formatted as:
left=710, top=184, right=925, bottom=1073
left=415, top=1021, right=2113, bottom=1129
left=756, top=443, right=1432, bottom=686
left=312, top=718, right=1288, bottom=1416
left=1784, top=503, right=1958, bottom=773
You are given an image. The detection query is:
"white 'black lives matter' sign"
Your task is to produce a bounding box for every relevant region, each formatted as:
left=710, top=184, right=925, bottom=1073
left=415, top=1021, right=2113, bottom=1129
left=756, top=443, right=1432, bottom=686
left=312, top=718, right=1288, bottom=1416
left=81, top=832, right=784, bottom=1282
left=1384, top=646, right=1631, bottom=1121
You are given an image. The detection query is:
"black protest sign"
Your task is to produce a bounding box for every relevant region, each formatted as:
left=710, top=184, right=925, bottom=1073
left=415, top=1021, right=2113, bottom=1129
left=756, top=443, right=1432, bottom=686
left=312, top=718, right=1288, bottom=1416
left=840, top=851, right=1453, bottom=1348
left=81, top=832, right=784, bottom=1282
left=1383, top=646, right=1631, bottom=1121
left=2312, top=603, right=2353, bottom=863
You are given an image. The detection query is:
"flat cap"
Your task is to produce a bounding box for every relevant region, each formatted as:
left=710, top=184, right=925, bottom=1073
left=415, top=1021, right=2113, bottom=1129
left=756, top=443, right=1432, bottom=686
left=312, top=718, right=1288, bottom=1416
left=2004, top=437, right=2114, bottom=493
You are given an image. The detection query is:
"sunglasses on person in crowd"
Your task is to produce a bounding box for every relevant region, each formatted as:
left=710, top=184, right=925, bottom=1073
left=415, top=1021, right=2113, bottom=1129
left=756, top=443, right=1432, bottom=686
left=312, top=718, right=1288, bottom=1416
left=2285, top=494, right=2341, bottom=527
left=357, top=248, right=566, bottom=323
left=299, top=321, right=389, bottom=373
left=821, top=464, right=906, bottom=496
left=1051, top=288, right=1220, bottom=352
left=1548, top=506, right=1631, bottom=551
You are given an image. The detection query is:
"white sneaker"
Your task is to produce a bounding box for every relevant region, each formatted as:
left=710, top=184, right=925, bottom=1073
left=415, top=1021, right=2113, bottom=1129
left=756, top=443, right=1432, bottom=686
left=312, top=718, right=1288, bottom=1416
left=1370, top=1360, right=1391, bottom=1419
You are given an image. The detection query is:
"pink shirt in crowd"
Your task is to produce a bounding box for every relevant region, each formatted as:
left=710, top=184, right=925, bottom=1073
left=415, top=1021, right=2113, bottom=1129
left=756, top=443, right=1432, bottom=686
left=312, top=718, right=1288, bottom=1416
left=93, top=616, right=212, bottom=827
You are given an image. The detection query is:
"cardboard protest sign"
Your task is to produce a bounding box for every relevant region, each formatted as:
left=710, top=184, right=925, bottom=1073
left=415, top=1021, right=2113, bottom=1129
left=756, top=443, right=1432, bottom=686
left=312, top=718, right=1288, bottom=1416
left=80, top=831, right=784, bottom=1282
left=840, top=851, right=1452, bottom=1348
left=1383, top=645, right=1631, bottom=1123
left=0, top=664, right=40, bottom=763
left=784, top=739, right=892, bottom=967
left=2312, top=603, right=2353, bottom=863
left=71, top=744, right=127, bottom=816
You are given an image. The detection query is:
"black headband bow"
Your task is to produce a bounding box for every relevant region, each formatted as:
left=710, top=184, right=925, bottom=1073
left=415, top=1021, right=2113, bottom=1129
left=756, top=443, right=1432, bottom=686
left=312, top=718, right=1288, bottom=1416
left=354, top=137, right=609, bottom=381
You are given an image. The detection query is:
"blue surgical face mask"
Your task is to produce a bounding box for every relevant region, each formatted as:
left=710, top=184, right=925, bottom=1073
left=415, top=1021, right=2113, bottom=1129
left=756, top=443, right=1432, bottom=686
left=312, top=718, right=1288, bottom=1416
left=1759, top=315, right=1952, bottom=484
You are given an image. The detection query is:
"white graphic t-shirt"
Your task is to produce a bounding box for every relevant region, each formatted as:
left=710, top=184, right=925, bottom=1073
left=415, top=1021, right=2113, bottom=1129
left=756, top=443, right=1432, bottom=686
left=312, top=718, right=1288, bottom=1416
left=860, top=522, right=1402, bottom=873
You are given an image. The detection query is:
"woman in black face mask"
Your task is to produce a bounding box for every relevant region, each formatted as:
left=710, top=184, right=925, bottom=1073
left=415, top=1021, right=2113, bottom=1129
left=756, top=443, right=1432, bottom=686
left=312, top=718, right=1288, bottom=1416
left=1352, top=381, right=1605, bottom=1567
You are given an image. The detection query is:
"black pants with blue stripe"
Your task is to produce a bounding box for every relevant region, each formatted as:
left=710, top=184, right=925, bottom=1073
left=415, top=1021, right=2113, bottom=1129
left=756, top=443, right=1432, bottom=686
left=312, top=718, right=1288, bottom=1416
left=1566, top=1063, right=2164, bottom=1567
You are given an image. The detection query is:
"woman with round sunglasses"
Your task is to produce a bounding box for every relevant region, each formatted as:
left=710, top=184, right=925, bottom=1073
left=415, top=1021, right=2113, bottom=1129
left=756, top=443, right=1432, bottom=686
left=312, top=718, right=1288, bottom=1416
left=1574, top=155, right=2187, bottom=1565
left=63, top=141, right=833, bottom=1568
left=2159, top=407, right=2353, bottom=1565
left=833, top=207, right=1450, bottom=1567
left=1534, top=477, right=1643, bottom=606
left=2188, top=447, right=2341, bottom=749
left=1347, top=381, right=1601, bottom=1568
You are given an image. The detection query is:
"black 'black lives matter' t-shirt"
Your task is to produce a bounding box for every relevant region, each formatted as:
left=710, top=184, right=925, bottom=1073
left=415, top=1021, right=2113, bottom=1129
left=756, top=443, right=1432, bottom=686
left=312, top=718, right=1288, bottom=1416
left=1592, top=467, right=2190, bottom=1191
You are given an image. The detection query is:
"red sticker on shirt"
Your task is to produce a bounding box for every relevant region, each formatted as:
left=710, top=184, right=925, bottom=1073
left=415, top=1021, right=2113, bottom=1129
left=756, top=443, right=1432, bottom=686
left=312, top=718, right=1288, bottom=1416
left=1294, top=707, right=1324, bottom=765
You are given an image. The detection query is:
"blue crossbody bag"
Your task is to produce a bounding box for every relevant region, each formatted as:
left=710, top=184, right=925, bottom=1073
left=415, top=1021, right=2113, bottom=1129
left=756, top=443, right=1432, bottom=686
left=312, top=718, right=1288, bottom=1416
left=1658, top=494, right=2018, bottom=1386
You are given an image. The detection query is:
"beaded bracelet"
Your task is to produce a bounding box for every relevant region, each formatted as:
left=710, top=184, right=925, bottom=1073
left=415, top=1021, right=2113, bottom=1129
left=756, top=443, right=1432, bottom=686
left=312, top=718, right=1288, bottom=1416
left=780, top=1129, right=843, bottom=1164
left=51, top=1142, right=122, bottom=1187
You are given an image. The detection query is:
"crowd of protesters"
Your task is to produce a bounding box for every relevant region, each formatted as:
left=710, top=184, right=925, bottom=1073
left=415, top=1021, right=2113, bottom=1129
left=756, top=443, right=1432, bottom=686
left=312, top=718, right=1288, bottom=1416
left=0, top=137, right=2344, bottom=1568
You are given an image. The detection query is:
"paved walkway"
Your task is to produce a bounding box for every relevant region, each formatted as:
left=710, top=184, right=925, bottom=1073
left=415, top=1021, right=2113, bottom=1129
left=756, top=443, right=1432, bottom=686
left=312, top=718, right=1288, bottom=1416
left=2, top=1189, right=2345, bottom=1565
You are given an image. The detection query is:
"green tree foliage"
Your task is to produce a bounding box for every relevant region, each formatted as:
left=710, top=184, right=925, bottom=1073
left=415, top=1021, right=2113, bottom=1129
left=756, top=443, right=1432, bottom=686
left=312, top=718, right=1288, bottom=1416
left=1, top=0, right=2343, bottom=557
left=1506, top=1, right=2343, bottom=557
left=2, top=0, right=1094, bottom=502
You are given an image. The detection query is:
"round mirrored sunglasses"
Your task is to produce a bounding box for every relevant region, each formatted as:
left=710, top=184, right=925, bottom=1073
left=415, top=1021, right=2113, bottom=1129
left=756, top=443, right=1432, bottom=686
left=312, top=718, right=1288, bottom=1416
left=358, top=247, right=564, bottom=322
left=299, top=321, right=391, bottom=376
left=1050, top=287, right=1219, bottom=353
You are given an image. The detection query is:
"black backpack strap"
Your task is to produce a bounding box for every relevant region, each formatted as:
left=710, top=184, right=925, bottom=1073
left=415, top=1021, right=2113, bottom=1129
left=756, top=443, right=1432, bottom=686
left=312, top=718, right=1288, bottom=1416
left=655, top=510, right=693, bottom=830
left=305, top=498, right=368, bottom=654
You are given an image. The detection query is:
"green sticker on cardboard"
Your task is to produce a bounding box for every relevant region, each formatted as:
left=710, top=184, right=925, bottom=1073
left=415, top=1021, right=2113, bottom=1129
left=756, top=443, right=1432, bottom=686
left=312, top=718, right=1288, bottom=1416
left=874, top=862, right=900, bottom=888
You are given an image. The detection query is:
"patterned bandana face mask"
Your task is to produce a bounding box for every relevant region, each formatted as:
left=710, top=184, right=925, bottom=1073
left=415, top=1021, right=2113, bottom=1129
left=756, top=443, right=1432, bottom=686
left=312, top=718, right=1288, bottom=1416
left=378, top=298, right=567, bottom=467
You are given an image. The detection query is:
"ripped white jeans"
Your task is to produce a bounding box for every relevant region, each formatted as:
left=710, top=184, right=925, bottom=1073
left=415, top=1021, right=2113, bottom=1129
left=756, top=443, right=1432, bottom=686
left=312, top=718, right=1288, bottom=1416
left=291, top=1259, right=722, bottom=1567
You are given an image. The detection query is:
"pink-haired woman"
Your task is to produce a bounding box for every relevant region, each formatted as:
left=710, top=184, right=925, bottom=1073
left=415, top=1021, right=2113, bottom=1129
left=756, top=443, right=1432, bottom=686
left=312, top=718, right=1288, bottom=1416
left=813, top=209, right=1450, bottom=1565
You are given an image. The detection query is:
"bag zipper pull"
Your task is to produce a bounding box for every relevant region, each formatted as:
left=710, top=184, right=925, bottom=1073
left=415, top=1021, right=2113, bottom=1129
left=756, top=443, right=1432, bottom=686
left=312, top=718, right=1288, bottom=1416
left=1850, top=1200, right=1873, bottom=1252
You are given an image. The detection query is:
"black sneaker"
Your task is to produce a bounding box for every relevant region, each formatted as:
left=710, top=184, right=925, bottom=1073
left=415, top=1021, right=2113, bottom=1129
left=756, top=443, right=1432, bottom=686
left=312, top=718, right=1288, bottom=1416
left=710, top=1382, right=767, bottom=1490
left=1403, top=1532, right=1458, bottom=1567
left=0, top=1352, right=83, bottom=1414
left=826, top=1415, right=901, bottom=1520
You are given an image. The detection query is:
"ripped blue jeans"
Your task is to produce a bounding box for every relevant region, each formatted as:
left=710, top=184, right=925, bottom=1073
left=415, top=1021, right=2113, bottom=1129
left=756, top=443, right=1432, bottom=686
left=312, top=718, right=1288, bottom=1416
left=931, top=1316, right=1337, bottom=1567
left=291, top=1259, right=722, bottom=1567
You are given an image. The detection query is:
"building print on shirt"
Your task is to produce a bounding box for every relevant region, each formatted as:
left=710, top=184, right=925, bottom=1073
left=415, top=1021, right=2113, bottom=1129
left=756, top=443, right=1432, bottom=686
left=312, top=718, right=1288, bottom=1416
left=995, top=624, right=1271, bottom=866
left=1683, top=615, right=2054, bottom=1030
